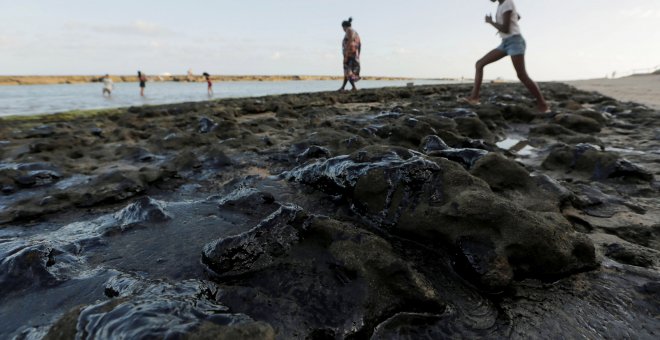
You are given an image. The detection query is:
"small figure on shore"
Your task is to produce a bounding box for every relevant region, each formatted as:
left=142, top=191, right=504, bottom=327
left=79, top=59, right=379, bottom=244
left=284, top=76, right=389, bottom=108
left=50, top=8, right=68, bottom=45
left=102, top=74, right=113, bottom=97
left=187, top=68, right=194, bottom=82
left=461, top=0, right=549, bottom=113
left=138, top=71, right=147, bottom=97
left=203, top=72, right=213, bottom=96
left=339, top=17, right=361, bottom=92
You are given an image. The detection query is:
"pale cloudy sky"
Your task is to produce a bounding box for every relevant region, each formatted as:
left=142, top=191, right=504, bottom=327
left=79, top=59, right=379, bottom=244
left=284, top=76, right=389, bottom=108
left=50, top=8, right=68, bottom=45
left=0, top=0, right=658, bottom=80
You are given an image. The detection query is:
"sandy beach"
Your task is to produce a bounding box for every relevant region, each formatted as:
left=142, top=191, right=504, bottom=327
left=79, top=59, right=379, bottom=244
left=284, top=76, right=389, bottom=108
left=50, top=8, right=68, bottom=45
left=0, top=83, right=658, bottom=339
left=566, top=74, right=660, bottom=110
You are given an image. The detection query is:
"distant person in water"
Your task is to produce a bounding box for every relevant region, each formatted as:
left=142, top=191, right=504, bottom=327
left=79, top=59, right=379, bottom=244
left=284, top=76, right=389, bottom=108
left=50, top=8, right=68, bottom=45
left=138, top=71, right=147, bottom=97
left=461, top=0, right=549, bottom=113
left=339, top=17, right=361, bottom=92
left=102, top=74, right=113, bottom=97
left=203, top=72, right=213, bottom=96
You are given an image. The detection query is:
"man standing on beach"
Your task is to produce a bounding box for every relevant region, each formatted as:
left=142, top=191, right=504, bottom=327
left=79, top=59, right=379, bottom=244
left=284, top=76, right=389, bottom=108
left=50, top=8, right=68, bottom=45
left=462, top=0, right=549, bottom=113
left=102, top=74, right=113, bottom=97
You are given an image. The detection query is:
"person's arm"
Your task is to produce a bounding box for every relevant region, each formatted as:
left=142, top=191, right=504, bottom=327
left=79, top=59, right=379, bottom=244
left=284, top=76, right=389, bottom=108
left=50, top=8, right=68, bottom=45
left=486, top=11, right=512, bottom=34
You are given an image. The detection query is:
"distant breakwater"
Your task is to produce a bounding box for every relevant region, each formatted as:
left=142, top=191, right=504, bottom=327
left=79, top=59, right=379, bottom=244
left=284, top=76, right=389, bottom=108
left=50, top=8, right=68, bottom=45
left=0, top=75, right=423, bottom=86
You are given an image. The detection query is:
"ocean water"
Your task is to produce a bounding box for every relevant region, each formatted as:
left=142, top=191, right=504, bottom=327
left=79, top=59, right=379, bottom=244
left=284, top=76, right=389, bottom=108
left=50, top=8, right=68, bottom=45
left=0, top=79, right=457, bottom=117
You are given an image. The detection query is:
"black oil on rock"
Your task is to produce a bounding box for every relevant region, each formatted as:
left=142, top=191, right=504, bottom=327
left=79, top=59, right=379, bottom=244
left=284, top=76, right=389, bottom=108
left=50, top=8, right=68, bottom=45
left=1, top=83, right=658, bottom=339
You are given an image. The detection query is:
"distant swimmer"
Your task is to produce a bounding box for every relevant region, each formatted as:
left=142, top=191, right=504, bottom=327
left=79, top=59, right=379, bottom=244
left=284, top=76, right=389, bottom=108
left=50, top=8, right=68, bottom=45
left=203, top=72, right=213, bottom=96
left=138, top=71, right=147, bottom=97
left=339, top=17, right=361, bottom=92
left=460, top=0, right=549, bottom=113
left=102, top=74, right=113, bottom=97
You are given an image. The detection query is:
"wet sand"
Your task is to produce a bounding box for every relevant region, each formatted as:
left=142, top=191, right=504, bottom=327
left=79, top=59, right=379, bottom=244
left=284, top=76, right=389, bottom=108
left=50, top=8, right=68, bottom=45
left=0, top=83, right=658, bottom=339
left=566, top=74, right=660, bottom=110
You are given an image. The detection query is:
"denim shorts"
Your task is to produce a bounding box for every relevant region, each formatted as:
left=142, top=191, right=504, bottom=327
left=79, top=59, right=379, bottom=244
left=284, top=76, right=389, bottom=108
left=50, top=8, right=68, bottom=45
left=497, top=35, right=526, bottom=56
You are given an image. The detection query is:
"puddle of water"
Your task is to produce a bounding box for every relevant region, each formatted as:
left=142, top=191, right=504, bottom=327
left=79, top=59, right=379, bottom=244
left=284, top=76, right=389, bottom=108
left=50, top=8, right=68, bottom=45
left=496, top=138, right=521, bottom=150
left=604, top=147, right=646, bottom=155
left=0, top=163, right=18, bottom=170
left=87, top=198, right=272, bottom=281
left=497, top=138, right=536, bottom=155
left=54, top=174, right=92, bottom=190
left=0, top=270, right=113, bottom=338
left=517, top=145, right=537, bottom=157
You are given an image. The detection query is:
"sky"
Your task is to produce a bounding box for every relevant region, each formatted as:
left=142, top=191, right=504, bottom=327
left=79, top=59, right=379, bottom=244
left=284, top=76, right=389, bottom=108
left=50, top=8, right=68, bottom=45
left=0, top=0, right=659, bottom=80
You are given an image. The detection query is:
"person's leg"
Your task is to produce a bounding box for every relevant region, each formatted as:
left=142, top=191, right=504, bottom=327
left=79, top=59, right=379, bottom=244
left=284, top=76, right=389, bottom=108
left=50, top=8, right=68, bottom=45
left=339, top=77, right=348, bottom=91
left=352, top=59, right=361, bottom=89
left=511, top=54, right=548, bottom=112
left=469, top=49, right=507, bottom=101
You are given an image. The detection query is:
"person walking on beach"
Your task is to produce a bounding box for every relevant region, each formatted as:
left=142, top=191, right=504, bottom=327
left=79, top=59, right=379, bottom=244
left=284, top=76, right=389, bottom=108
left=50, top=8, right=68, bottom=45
left=102, top=74, right=113, bottom=97
left=461, top=0, right=549, bottom=113
left=339, top=17, right=361, bottom=92
left=203, top=72, right=213, bottom=96
left=138, top=71, right=147, bottom=97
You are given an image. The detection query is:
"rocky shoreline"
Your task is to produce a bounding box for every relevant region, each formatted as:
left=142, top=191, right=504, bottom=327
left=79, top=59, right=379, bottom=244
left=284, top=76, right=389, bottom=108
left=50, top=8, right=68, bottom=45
left=1, top=83, right=658, bottom=339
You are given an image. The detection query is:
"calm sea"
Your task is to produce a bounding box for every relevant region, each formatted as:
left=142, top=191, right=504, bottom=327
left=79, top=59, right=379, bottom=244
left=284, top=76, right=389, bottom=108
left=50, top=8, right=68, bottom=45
left=0, top=79, right=457, bottom=117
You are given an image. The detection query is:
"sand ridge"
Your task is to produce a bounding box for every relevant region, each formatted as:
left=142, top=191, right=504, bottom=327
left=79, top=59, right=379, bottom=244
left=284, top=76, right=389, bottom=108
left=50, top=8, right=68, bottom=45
left=566, top=74, right=660, bottom=110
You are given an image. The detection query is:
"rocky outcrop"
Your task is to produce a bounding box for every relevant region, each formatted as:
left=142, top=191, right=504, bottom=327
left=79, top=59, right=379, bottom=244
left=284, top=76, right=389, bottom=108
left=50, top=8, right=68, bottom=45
left=286, top=147, right=598, bottom=290
left=203, top=204, right=445, bottom=338
left=554, top=113, right=603, bottom=133
left=542, top=144, right=654, bottom=182
left=470, top=153, right=571, bottom=212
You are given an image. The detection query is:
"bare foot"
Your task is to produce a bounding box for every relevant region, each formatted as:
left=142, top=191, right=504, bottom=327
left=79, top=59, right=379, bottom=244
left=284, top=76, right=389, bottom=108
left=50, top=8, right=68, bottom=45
left=337, top=88, right=346, bottom=92
left=457, top=96, right=480, bottom=106
left=351, top=88, right=358, bottom=92
left=537, top=103, right=550, bottom=113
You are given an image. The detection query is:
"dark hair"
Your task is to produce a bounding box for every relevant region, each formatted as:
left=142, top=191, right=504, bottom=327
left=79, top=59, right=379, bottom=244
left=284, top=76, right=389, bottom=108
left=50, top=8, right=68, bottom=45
left=342, top=17, right=353, bottom=28
left=203, top=72, right=210, bottom=77
left=137, top=71, right=142, bottom=77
